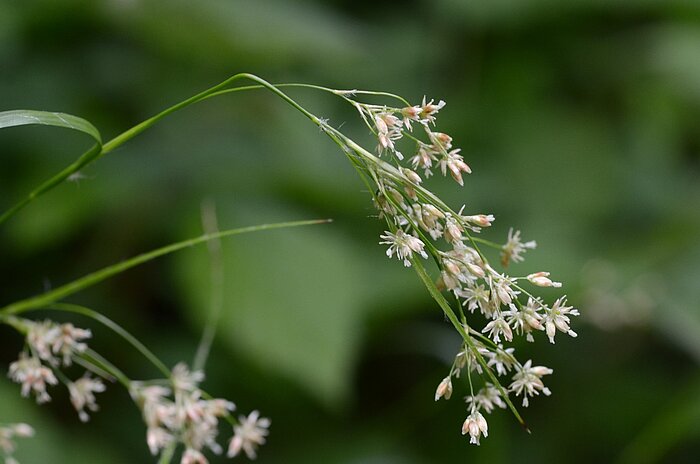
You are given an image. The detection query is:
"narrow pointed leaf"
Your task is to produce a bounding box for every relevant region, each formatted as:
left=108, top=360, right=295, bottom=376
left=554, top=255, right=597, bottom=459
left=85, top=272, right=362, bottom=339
left=0, top=110, right=102, bottom=144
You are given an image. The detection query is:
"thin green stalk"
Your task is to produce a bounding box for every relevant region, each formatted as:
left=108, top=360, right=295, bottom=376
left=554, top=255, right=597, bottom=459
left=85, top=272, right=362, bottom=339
left=0, top=144, right=102, bottom=225
left=1, top=74, right=323, bottom=225
left=79, top=349, right=131, bottom=388
left=469, top=236, right=503, bottom=250
left=410, top=257, right=529, bottom=431
left=43, top=303, right=170, bottom=378
left=0, top=219, right=330, bottom=316
left=193, top=200, right=225, bottom=372
left=157, top=442, right=177, bottom=464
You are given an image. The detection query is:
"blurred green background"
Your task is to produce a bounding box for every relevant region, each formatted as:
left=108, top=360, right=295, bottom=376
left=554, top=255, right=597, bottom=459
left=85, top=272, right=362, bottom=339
left=1, top=0, right=700, bottom=462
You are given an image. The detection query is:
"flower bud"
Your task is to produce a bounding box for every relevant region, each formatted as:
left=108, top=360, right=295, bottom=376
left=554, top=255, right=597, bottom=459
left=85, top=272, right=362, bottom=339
left=527, top=272, right=562, bottom=288
left=434, top=376, right=453, bottom=401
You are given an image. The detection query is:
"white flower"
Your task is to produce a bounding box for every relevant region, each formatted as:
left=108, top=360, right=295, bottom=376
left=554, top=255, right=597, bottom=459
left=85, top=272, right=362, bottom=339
left=419, top=97, right=446, bottom=125
left=8, top=353, right=58, bottom=403
left=51, top=323, right=92, bottom=365
left=461, top=411, right=488, bottom=445
left=543, top=296, right=579, bottom=343
left=181, top=448, right=208, bottom=464
left=527, top=271, right=562, bottom=288
left=465, top=384, right=507, bottom=413
left=501, top=228, right=537, bottom=267
left=374, top=112, right=404, bottom=158
left=401, top=167, right=422, bottom=185
left=147, top=427, right=174, bottom=456
left=131, top=364, right=237, bottom=461
left=456, top=284, right=491, bottom=315
left=227, top=411, right=270, bottom=459
left=434, top=376, right=453, bottom=401
left=438, top=149, right=471, bottom=186
left=25, top=321, right=60, bottom=363
left=400, top=105, right=422, bottom=130
left=489, top=275, right=519, bottom=308
left=510, top=360, right=553, bottom=407
left=171, top=363, right=205, bottom=392
left=482, top=345, right=516, bottom=376
left=409, top=145, right=438, bottom=177
left=26, top=320, right=91, bottom=366
left=504, top=298, right=543, bottom=342
left=443, top=214, right=463, bottom=244
left=380, top=230, right=429, bottom=266
left=413, top=204, right=444, bottom=239
left=482, top=317, right=513, bottom=343
left=463, top=214, right=495, bottom=228
left=68, top=376, right=106, bottom=422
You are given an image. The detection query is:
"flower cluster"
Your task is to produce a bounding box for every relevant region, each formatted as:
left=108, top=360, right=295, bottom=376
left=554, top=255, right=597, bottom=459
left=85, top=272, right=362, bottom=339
left=324, top=91, right=579, bottom=444
left=131, top=363, right=268, bottom=463
left=7, top=319, right=102, bottom=415
left=0, top=423, right=34, bottom=464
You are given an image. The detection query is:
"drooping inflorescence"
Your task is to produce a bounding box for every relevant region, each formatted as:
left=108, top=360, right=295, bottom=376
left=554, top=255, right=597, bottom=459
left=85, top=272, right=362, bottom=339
left=313, top=89, right=580, bottom=444
left=4, top=316, right=267, bottom=463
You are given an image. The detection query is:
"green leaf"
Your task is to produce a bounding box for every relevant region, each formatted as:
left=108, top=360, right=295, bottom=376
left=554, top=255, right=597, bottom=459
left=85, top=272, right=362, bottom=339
left=0, top=110, right=102, bottom=144
left=177, top=206, right=368, bottom=407
left=0, top=110, right=103, bottom=225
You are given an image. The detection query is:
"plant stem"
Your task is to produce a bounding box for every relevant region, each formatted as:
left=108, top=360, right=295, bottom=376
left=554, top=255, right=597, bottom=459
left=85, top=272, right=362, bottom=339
left=0, top=219, right=330, bottom=316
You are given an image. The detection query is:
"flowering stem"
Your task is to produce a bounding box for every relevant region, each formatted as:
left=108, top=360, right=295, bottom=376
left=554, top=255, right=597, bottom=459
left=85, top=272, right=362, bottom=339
left=79, top=349, right=131, bottom=388
left=43, top=303, right=171, bottom=378
left=0, top=219, right=331, bottom=316
left=0, top=74, right=325, bottom=225
left=469, top=236, right=503, bottom=250
left=410, top=257, right=529, bottom=431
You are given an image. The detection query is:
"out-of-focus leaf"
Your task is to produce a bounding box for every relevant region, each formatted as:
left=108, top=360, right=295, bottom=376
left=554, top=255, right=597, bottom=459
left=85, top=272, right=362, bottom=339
left=106, top=0, right=365, bottom=69
left=618, top=376, right=700, bottom=464
left=176, top=204, right=368, bottom=407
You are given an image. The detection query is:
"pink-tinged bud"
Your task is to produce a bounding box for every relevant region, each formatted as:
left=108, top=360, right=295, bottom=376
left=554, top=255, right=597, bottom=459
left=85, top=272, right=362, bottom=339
left=402, top=168, right=422, bottom=184
left=387, top=188, right=405, bottom=207
left=447, top=159, right=471, bottom=186
left=444, top=217, right=463, bottom=244
left=404, top=186, right=418, bottom=201
left=444, top=259, right=461, bottom=276
left=401, top=106, right=421, bottom=120
left=462, top=411, right=488, bottom=445
left=466, top=263, right=485, bottom=278
left=527, top=272, right=562, bottom=288
left=530, top=365, right=554, bottom=376
left=441, top=271, right=460, bottom=290
left=430, top=132, right=453, bottom=149
left=374, top=115, right=389, bottom=134
left=525, top=314, right=542, bottom=330
left=466, top=214, right=495, bottom=227
left=434, top=376, right=453, bottom=401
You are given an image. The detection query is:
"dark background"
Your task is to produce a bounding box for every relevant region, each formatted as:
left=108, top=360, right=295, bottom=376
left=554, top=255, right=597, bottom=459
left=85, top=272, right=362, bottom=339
left=1, top=0, right=699, bottom=462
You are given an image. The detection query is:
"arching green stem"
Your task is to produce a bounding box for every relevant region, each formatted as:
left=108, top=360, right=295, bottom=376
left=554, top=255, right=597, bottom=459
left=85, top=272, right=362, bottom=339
left=0, top=219, right=330, bottom=316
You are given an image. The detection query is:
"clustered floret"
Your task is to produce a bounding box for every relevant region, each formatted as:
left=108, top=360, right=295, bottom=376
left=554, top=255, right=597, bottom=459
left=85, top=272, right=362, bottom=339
left=8, top=320, right=92, bottom=406
left=131, top=363, right=269, bottom=463
left=5, top=317, right=268, bottom=462
left=324, top=91, right=579, bottom=444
